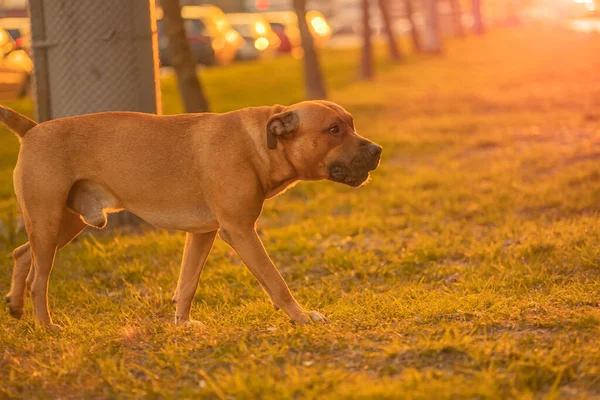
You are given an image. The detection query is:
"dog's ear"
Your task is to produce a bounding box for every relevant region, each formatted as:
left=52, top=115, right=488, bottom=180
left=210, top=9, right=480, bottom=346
left=266, top=110, right=299, bottom=149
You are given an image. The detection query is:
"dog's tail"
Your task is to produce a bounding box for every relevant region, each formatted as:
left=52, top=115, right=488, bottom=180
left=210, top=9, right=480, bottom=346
left=0, top=106, right=37, bottom=139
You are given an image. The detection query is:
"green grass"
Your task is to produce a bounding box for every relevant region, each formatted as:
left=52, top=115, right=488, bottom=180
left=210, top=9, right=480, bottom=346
left=1, top=26, right=600, bottom=398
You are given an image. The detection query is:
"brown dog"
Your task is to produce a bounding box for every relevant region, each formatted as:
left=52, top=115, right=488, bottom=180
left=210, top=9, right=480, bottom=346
left=1, top=101, right=381, bottom=329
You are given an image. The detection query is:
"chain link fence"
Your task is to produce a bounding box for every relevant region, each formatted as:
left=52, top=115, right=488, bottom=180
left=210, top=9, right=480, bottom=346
left=29, top=0, right=161, bottom=121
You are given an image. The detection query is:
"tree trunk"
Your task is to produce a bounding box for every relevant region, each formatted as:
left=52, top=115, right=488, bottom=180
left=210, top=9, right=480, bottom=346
left=360, top=0, right=374, bottom=79
left=404, top=0, right=421, bottom=52
left=422, top=0, right=442, bottom=53
left=378, top=0, right=402, bottom=61
left=449, top=0, right=464, bottom=36
left=161, top=0, right=210, bottom=112
left=472, top=0, right=485, bottom=34
left=293, top=0, right=327, bottom=99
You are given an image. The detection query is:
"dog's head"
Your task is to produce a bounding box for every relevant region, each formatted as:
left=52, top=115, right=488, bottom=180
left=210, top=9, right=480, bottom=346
left=266, top=101, right=382, bottom=187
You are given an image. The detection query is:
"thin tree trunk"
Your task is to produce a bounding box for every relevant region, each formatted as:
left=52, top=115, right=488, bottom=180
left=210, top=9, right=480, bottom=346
left=161, top=0, right=210, bottom=112
left=360, top=0, right=374, bottom=79
left=449, top=0, right=464, bottom=36
left=404, top=0, right=421, bottom=52
left=378, top=0, right=402, bottom=61
left=293, top=0, right=327, bottom=99
left=422, top=0, right=442, bottom=53
left=472, top=0, right=485, bottom=34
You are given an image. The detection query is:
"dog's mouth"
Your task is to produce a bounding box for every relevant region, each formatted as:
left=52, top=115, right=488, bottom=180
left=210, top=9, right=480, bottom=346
left=328, top=164, right=371, bottom=187
left=328, top=149, right=380, bottom=187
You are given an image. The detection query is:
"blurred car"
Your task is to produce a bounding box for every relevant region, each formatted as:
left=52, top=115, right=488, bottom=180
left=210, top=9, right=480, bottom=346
left=0, top=27, right=33, bottom=100
left=0, top=18, right=31, bottom=53
left=226, top=13, right=280, bottom=60
left=157, top=5, right=243, bottom=67
left=262, top=10, right=332, bottom=55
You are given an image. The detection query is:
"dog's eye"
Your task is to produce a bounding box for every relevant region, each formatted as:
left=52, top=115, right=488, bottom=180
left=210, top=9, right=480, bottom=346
left=329, top=125, right=340, bottom=134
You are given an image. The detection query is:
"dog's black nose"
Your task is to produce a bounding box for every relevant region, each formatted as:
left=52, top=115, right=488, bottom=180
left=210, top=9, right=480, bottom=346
left=367, top=143, right=382, bottom=158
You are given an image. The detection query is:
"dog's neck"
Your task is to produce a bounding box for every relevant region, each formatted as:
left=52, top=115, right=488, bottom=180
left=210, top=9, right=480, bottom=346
left=260, top=144, right=299, bottom=199
left=248, top=108, right=299, bottom=199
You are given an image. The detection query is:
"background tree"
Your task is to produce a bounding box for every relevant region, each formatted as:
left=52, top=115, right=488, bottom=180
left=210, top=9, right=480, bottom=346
left=378, top=0, right=402, bottom=61
left=360, top=0, right=374, bottom=79
left=472, top=0, right=485, bottom=34
left=293, top=0, right=327, bottom=99
left=404, top=0, right=422, bottom=52
left=161, top=0, right=210, bottom=112
left=422, top=0, right=442, bottom=53
left=449, top=0, right=465, bottom=36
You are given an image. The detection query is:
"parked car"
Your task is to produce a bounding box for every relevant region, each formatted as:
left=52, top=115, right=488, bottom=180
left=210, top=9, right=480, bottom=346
left=0, top=27, right=33, bottom=101
left=226, top=13, right=280, bottom=60
left=262, top=10, right=332, bottom=54
left=157, top=5, right=243, bottom=67
left=0, top=18, right=31, bottom=53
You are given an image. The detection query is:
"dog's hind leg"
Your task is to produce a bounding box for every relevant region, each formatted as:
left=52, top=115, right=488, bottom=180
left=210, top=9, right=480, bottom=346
left=6, top=207, right=86, bottom=327
left=6, top=210, right=87, bottom=320
left=27, top=205, right=62, bottom=328
left=5, top=243, right=32, bottom=319
left=26, top=210, right=87, bottom=293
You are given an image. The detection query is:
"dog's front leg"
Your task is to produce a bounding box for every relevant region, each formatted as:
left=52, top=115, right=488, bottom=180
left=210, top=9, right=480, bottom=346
left=172, top=231, right=217, bottom=324
left=220, top=226, right=327, bottom=325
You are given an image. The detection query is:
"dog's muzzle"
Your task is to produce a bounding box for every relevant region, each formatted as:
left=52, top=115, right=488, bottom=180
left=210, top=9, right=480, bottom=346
left=329, top=143, right=382, bottom=187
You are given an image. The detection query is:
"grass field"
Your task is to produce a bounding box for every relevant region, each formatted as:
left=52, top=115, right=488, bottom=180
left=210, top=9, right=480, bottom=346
left=1, top=26, right=600, bottom=399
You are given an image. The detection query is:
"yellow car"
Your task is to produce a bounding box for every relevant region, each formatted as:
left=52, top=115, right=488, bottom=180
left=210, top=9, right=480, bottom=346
left=0, top=18, right=31, bottom=52
left=0, top=27, right=33, bottom=101
left=262, top=10, right=331, bottom=55
left=227, top=13, right=280, bottom=60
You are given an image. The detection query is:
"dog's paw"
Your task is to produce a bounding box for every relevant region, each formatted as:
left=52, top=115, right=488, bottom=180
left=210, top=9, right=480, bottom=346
left=5, top=295, right=23, bottom=319
left=307, top=311, right=328, bottom=324
left=44, top=323, right=63, bottom=333
left=291, top=311, right=328, bottom=325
